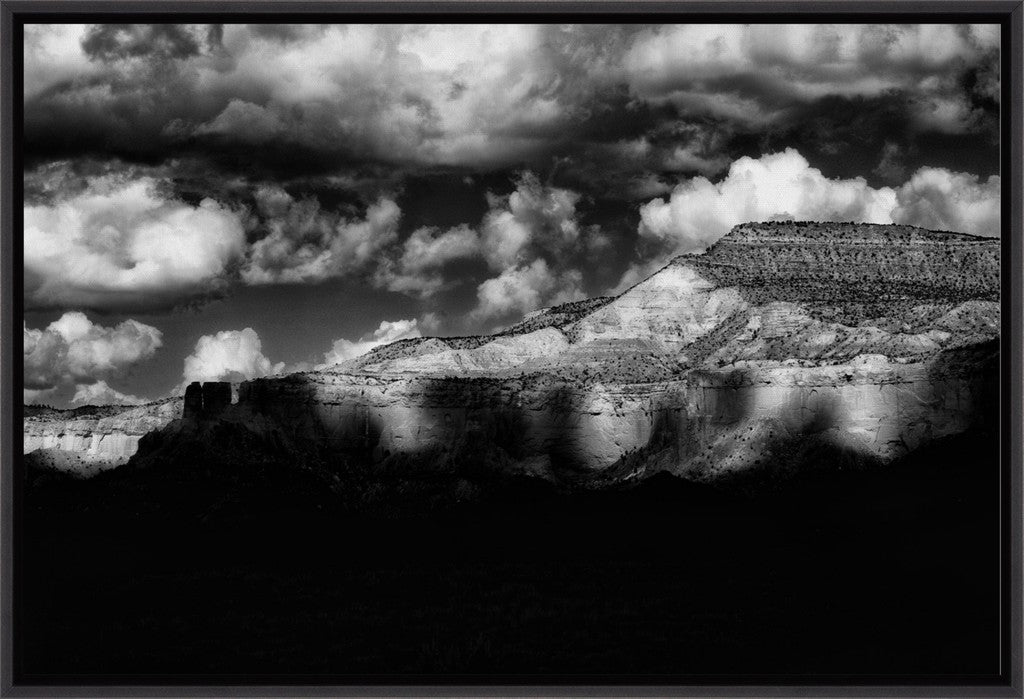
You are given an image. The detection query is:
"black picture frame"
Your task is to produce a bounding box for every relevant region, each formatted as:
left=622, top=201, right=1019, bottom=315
left=1, top=3, right=1021, bottom=696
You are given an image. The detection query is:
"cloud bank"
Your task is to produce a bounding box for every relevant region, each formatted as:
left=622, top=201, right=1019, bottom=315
left=19, top=23, right=1003, bottom=407
left=636, top=148, right=1000, bottom=260
left=24, top=312, right=163, bottom=404
left=24, top=24, right=999, bottom=187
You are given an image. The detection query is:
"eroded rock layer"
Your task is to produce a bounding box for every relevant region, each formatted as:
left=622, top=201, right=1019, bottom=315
left=23, top=399, right=182, bottom=474
left=26, top=223, right=1002, bottom=485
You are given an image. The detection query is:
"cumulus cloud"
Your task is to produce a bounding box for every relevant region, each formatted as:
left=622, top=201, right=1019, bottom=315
left=321, top=319, right=422, bottom=366
left=627, top=148, right=1001, bottom=284
left=24, top=312, right=163, bottom=400
left=369, top=172, right=600, bottom=323
left=892, top=168, right=1001, bottom=237
left=24, top=173, right=246, bottom=311
left=638, top=148, right=1000, bottom=244
left=181, top=328, right=284, bottom=384
left=480, top=172, right=584, bottom=269
left=70, top=380, right=147, bottom=406
left=637, top=148, right=899, bottom=254
left=26, top=24, right=577, bottom=172
left=241, top=190, right=402, bottom=285
left=375, top=224, right=480, bottom=297
left=18, top=23, right=1004, bottom=402
left=462, top=173, right=600, bottom=324
left=472, top=258, right=583, bottom=325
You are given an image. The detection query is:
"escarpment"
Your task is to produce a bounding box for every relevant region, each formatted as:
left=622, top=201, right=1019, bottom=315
left=23, top=398, right=182, bottom=475
left=29, top=223, right=1002, bottom=487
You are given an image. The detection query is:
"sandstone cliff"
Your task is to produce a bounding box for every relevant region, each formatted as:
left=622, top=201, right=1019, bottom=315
left=24, top=398, right=182, bottom=475
left=28, top=222, right=1001, bottom=487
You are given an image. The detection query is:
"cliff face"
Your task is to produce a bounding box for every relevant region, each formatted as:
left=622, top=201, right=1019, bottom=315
left=28, top=222, right=1001, bottom=486
left=223, top=344, right=995, bottom=485
left=23, top=398, right=182, bottom=475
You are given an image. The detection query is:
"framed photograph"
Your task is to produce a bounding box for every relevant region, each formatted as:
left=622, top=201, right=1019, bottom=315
left=2, top=2, right=1021, bottom=696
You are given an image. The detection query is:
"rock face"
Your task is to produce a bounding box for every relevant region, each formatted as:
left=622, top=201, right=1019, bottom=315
left=26, top=222, right=1001, bottom=486
left=183, top=382, right=233, bottom=419
left=23, top=399, right=182, bottom=474
left=23, top=383, right=238, bottom=475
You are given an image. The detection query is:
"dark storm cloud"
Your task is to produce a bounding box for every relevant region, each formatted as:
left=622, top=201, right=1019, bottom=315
left=23, top=23, right=1002, bottom=197
left=81, top=24, right=222, bottom=61
left=21, top=22, right=1003, bottom=324
left=19, top=22, right=1006, bottom=407
left=245, top=24, right=327, bottom=43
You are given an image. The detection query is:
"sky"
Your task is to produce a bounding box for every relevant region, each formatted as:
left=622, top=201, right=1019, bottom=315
left=22, top=23, right=1002, bottom=407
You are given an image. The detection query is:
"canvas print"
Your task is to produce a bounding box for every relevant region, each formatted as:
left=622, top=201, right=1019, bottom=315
left=18, top=23, right=1003, bottom=681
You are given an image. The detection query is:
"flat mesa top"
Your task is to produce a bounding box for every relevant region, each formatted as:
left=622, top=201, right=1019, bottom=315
left=669, top=221, right=1000, bottom=309
left=714, top=221, right=997, bottom=245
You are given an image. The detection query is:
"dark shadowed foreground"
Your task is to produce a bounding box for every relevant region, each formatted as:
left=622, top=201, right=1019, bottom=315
left=17, top=428, right=1001, bottom=684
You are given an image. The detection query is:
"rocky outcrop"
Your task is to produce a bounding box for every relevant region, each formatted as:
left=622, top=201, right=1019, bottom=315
left=23, top=399, right=182, bottom=473
left=24, top=382, right=237, bottom=476
left=210, top=341, right=994, bottom=486
left=30, top=222, right=1002, bottom=487
left=183, top=381, right=233, bottom=419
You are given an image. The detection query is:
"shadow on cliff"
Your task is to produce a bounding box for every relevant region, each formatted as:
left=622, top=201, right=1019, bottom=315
left=409, top=375, right=609, bottom=486
left=19, top=369, right=1002, bottom=680
left=99, top=375, right=391, bottom=518
left=108, top=372, right=588, bottom=516
left=615, top=356, right=998, bottom=498
left=19, top=416, right=1001, bottom=680
left=16, top=229, right=1005, bottom=681
left=397, top=375, right=532, bottom=479
left=605, top=368, right=884, bottom=494
left=926, top=339, right=1000, bottom=429
left=537, top=381, right=592, bottom=478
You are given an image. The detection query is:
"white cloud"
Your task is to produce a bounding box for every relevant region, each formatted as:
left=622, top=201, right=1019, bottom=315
left=70, top=380, right=147, bottom=406
left=480, top=172, right=583, bottom=270
left=621, top=24, right=750, bottom=92
left=321, top=319, right=422, bottom=366
left=24, top=23, right=999, bottom=181
left=472, top=258, right=583, bottom=325
left=893, top=168, right=1000, bottom=237
left=24, top=174, right=246, bottom=311
left=621, top=24, right=1000, bottom=132
left=402, top=225, right=481, bottom=270
left=375, top=224, right=481, bottom=297
left=24, top=312, right=163, bottom=395
left=627, top=148, right=1001, bottom=286
left=189, top=24, right=573, bottom=168
left=467, top=173, right=597, bottom=324
left=181, top=328, right=284, bottom=384
left=637, top=148, right=899, bottom=255
left=23, top=24, right=95, bottom=99
left=241, top=195, right=402, bottom=284
left=480, top=207, right=534, bottom=271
